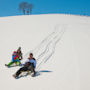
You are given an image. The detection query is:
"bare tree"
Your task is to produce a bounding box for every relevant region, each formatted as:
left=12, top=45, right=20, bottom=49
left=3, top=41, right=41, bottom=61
left=19, top=2, right=28, bottom=15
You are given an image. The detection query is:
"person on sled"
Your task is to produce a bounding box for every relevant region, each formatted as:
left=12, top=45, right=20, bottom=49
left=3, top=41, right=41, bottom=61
left=13, top=53, right=37, bottom=78
left=17, top=47, right=23, bottom=60
left=5, top=47, right=23, bottom=67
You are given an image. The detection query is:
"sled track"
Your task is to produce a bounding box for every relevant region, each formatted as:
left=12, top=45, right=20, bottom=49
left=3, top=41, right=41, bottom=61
left=23, top=24, right=67, bottom=70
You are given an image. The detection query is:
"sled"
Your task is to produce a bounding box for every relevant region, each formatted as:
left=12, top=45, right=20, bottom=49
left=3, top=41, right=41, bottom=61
left=13, top=70, right=33, bottom=79
left=5, top=63, right=21, bottom=68
left=13, top=70, right=39, bottom=79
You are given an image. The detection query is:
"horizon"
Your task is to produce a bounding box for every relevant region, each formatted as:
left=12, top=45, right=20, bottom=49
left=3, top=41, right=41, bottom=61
left=0, top=14, right=90, bottom=18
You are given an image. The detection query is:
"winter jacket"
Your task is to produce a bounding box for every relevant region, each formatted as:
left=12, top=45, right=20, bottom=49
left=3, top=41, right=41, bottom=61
left=25, top=58, right=37, bottom=68
left=12, top=55, right=19, bottom=62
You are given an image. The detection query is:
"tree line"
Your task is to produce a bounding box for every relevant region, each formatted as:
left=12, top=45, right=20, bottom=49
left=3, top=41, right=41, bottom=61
left=19, top=2, right=34, bottom=15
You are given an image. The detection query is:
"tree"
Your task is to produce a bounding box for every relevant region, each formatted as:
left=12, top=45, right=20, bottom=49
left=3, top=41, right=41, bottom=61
left=19, top=2, right=28, bottom=15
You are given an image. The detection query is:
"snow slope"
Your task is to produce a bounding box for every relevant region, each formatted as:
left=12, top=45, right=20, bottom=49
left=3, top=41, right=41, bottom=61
left=0, top=14, right=90, bottom=90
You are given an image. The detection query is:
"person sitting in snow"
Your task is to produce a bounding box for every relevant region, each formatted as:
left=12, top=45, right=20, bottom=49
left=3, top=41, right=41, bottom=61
left=5, top=51, right=21, bottom=67
left=5, top=47, right=23, bottom=67
left=13, top=53, right=37, bottom=78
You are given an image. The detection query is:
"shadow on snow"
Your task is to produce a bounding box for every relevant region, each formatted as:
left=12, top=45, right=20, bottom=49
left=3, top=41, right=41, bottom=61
left=15, top=70, right=52, bottom=79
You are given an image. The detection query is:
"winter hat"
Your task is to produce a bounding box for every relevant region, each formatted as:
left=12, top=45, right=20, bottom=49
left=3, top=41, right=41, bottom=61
left=18, top=47, right=21, bottom=50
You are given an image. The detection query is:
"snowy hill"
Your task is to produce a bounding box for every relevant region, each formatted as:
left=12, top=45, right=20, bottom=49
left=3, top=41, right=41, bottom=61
left=0, top=14, right=90, bottom=90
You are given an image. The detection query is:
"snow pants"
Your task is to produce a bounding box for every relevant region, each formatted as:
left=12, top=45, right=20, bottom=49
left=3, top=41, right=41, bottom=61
left=8, top=59, right=20, bottom=66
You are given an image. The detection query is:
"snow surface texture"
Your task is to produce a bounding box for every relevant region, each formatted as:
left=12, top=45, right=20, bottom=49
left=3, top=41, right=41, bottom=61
left=23, top=24, right=66, bottom=71
left=0, top=14, right=90, bottom=90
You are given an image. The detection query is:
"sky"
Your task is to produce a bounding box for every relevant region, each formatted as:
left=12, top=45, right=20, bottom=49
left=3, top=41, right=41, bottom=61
left=0, top=0, right=90, bottom=17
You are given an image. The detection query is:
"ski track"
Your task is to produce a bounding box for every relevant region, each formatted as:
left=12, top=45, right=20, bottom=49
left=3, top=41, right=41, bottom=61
left=22, top=24, right=67, bottom=71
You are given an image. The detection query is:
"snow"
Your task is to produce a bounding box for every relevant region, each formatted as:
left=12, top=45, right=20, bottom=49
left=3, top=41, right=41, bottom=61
left=0, top=14, right=90, bottom=90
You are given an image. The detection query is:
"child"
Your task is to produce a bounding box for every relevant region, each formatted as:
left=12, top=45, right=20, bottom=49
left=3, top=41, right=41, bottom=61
left=5, top=51, right=21, bottom=67
left=17, top=47, right=23, bottom=60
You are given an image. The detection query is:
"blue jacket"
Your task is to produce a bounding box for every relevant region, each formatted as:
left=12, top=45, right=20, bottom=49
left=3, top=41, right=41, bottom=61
left=25, top=58, right=37, bottom=68
left=12, top=55, right=19, bottom=62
